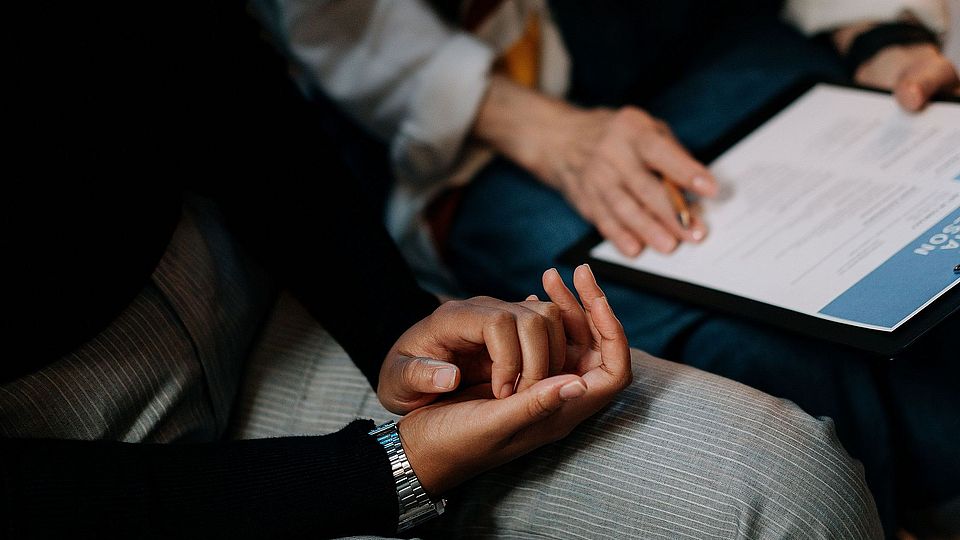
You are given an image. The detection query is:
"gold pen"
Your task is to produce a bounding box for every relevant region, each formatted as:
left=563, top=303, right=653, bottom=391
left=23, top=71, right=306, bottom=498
left=663, top=179, right=691, bottom=230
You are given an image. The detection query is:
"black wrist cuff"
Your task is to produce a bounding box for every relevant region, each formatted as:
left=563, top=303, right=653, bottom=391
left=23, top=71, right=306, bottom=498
left=845, top=22, right=941, bottom=74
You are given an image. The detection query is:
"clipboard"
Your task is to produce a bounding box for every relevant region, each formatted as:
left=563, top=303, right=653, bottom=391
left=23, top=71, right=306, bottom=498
left=560, top=79, right=960, bottom=356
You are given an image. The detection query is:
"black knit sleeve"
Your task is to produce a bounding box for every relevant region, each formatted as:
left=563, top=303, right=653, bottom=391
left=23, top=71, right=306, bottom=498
left=1, top=420, right=398, bottom=539
left=214, top=180, right=442, bottom=389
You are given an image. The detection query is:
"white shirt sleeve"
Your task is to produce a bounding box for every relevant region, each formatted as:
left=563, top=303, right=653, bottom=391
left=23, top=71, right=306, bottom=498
left=783, top=0, right=949, bottom=35
left=258, top=0, right=496, bottom=186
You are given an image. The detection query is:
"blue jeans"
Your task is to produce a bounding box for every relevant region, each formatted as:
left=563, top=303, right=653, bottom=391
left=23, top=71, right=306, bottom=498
left=447, top=14, right=959, bottom=536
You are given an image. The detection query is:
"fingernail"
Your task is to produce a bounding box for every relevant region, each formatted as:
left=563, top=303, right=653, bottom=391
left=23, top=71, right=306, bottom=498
left=500, top=382, right=514, bottom=399
left=693, top=176, right=716, bottom=196
left=691, top=228, right=705, bottom=241
left=559, top=380, right=587, bottom=400
left=433, top=367, right=458, bottom=389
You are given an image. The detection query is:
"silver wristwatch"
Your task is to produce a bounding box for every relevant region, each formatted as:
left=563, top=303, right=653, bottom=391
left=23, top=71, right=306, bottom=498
left=369, top=420, right=446, bottom=532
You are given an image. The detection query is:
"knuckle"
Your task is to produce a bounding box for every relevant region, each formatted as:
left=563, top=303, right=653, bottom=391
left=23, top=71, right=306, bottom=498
left=617, top=106, right=649, bottom=124
left=488, top=310, right=517, bottom=328
left=642, top=131, right=671, bottom=154
left=517, top=311, right=547, bottom=334
left=528, top=393, right=553, bottom=418
left=542, top=302, right=562, bottom=321
left=399, top=358, right=421, bottom=386
left=435, top=300, right=460, bottom=315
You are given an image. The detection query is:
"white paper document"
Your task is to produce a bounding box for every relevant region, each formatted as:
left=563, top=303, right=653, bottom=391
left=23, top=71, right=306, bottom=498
left=592, top=84, right=960, bottom=331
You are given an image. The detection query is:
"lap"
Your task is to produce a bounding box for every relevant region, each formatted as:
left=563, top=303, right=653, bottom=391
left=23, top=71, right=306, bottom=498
left=431, top=351, right=881, bottom=539
left=232, top=294, right=881, bottom=539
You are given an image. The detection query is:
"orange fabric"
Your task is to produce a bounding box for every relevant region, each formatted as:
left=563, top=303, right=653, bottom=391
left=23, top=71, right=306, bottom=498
left=427, top=7, right=542, bottom=258
left=495, top=12, right=540, bottom=89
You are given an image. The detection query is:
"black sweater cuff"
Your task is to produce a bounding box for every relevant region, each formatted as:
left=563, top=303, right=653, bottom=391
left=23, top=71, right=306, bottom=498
left=2, top=420, right=398, bottom=539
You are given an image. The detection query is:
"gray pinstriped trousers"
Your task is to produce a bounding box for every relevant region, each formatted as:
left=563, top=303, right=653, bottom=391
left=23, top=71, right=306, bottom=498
left=0, top=201, right=882, bottom=538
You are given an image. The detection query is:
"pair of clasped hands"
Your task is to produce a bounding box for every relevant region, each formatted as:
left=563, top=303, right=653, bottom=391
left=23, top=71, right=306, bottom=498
left=378, top=265, right=632, bottom=496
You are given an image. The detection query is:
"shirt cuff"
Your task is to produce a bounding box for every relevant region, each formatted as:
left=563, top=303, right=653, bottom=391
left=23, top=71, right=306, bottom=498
left=783, top=0, right=949, bottom=36
left=392, top=33, right=496, bottom=185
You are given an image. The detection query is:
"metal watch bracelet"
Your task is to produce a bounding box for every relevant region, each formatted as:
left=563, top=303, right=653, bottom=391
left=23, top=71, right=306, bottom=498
left=369, top=420, right=446, bottom=532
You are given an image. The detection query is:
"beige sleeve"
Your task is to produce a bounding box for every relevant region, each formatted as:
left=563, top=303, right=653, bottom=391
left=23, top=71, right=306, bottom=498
left=783, top=0, right=949, bottom=35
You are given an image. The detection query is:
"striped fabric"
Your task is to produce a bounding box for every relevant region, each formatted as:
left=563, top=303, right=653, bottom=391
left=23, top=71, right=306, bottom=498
left=233, top=293, right=883, bottom=539
left=0, top=198, right=271, bottom=443
left=2, top=200, right=882, bottom=538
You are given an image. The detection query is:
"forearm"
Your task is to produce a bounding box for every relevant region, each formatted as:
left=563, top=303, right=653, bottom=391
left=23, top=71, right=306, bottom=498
left=472, top=75, right=578, bottom=184
left=1, top=421, right=396, bottom=538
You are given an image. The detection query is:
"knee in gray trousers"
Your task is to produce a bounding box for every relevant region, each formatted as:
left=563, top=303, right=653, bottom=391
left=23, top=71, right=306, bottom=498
left=234, top=295, right=883, bottom=540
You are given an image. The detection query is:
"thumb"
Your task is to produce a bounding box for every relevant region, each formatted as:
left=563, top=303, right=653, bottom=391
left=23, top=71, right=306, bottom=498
left=488, top=374, right=586, bottom=433
left=381, top=355, right=460, bottom=414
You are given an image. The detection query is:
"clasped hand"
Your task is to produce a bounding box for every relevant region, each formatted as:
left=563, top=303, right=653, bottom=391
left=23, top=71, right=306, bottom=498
left=377, top=265, right=631, bottom=495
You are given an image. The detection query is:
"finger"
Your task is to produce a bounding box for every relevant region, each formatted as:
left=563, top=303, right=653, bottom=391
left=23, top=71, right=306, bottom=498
left=599, top=184, right=679, bottom=254
left=579, top=167, right=644, bottom=257
left=481, top=309, right=524, bottom=399
left=464, top=297, right=552, bottom=396
left=513, top=305, right=551, bottom=393
left=542, top=268, right=592, bottom=360
left=526, top=294, right=539, bottom=301
left=603, top=128, right=708, bottom=240
left=631, top=121, right=717, bottom=197
left=431, top=301, right=525, bottom=400
left=895, top=56, right=960, bottom=111
left=485, top=373, right=586, bottom=435
left=572, top=264, right=604, bottom=347
left=586, top=295, right=632, bottom=389
left=519, top=299, right=567, bottom=376
left=381, top=355, right=460, bottom=414
left=686, top=208, right=709, bottom=243
left=596, top=139, right=688, bottom=249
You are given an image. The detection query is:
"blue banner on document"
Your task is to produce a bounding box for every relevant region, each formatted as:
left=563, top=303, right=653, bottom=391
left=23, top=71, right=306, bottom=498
left=819, top=207, right=960, bottom=328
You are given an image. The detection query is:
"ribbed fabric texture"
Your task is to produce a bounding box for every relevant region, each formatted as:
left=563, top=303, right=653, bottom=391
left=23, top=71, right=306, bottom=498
left=2, top=421, right=396, bottom=539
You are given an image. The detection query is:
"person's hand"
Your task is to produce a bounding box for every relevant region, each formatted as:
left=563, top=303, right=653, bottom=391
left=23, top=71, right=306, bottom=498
left=377, top=264, right=615, bottom=413
left=396, top=265, right=631, bottom=495
left=473, top=77, right=719, bottom=258
left=833, top=23, right=960, bottom=111
left=535, top=106, right=718, bottom=257
left=856, top=43, right=960, bottom=111
left=378, top=292, right=568, bottom=414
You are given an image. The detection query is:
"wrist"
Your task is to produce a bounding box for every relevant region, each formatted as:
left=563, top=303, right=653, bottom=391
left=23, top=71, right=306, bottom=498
left=832, top=22, right=877, bottom=55
left=369, top=420, right=446, bottom=532
left=473, top=75, right=573, bottom=180
left=840, top=22, right=940, bottom=74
